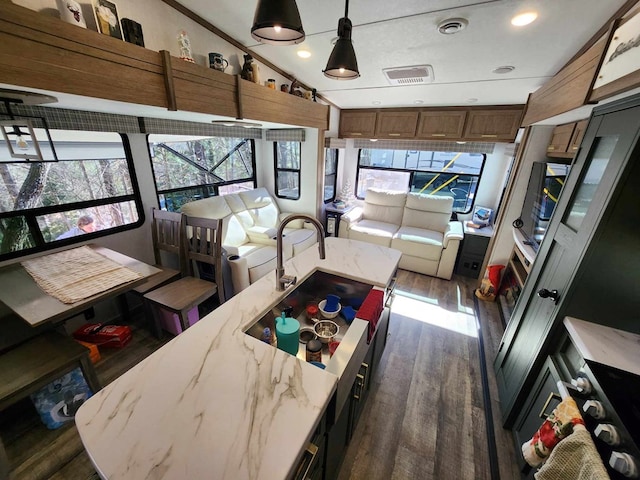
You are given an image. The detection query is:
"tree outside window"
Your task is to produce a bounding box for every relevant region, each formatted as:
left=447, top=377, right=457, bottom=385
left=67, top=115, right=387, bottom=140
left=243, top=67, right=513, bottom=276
left=274, top=141, right=301, bottom=200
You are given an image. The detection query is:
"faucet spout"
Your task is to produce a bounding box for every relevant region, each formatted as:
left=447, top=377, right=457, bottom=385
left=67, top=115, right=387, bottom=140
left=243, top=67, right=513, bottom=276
left=276, top=214, right=326, bottom=291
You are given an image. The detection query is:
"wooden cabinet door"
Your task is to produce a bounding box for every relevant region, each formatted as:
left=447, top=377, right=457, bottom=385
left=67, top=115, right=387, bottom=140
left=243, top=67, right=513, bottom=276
left=339, top=111, right=377, bottom=137
left=463, top=108, right=523, bottom=141
left=416, top=111, right=466, bottom=139
left=567, top=119, right=589, bottom=154
left=547, top=123, right=576, bottom=155
left=375, top=111, right=418, bottom=138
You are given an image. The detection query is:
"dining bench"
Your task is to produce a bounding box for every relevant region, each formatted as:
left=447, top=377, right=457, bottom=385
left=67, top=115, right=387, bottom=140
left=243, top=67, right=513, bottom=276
left=0, top=329, right=101, bottom=477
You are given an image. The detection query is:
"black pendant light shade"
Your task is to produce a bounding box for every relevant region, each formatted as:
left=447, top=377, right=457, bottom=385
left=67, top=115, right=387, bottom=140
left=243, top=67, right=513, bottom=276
left=323, top=11, right=360, bottom=79
left=251, top=0, right=305, bottom=45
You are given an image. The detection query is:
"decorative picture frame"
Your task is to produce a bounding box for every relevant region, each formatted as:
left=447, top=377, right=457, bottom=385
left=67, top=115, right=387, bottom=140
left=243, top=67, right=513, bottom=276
left=93, top=0, right=122, bottom=40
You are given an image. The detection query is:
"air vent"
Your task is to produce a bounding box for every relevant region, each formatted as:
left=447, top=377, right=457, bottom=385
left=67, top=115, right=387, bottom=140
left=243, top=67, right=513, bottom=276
left=382, top=65, right=434, bottom=86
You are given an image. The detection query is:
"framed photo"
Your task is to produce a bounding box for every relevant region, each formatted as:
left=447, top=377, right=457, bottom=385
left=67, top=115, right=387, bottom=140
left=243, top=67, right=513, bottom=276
left=93, top=0, right=122, bottom=40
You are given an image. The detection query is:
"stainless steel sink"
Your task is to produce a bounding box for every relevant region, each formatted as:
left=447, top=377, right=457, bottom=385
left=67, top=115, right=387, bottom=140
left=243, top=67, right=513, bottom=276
left=244, top=270, right=374, bottom=363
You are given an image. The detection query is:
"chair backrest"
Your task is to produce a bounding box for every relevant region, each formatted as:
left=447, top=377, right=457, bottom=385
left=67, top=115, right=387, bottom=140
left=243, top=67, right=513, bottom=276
left=151, top=207, right=186, bottom=273
left=184, top=215, right=225, bottom=302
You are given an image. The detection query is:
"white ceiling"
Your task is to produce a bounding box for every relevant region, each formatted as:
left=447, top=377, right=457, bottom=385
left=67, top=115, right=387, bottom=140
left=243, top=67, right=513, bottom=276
left=178, top=0, right=627, bottom=110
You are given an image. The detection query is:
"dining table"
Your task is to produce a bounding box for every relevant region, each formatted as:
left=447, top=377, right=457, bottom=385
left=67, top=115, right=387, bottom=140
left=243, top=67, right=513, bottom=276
left=0, top=244, right=160, bottom=328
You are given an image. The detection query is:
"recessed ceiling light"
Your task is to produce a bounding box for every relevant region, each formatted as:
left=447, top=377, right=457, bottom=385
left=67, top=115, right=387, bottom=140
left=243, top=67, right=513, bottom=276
left=493, top=65, right=515, bottom=74
left=511, top=12, right=537, bottom=26
left=372, top=101, right=381, bottom=105
left=467, top=98, right=478, bottom=103
left=297, top=49, right=311, bottom=58
left=456, top=141, right=467, bottom=145
left=414, top=100, right=424, bottom=104
left=437, top=18, right=468, bottom=35
left=370, top=139, right=378, bottom=142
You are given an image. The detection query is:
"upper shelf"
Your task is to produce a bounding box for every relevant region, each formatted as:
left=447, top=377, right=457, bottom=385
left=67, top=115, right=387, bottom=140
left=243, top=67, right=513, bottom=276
left=0, top=2, right=329, bottom=130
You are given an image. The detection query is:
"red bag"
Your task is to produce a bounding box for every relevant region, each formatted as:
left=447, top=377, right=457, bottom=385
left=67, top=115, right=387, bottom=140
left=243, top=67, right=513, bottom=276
left=72, top=323, right=132, bottom=348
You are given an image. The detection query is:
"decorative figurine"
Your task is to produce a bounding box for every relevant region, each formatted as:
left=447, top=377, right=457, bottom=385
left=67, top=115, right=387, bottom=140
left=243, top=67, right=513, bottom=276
left=241, top=54, right=254, bottom=82
left=178, top=31, right=195, bottom=63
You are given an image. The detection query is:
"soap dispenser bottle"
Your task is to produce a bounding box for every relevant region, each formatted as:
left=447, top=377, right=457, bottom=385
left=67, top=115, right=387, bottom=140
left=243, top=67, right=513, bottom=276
left=275, top=307, right=300, bottom=356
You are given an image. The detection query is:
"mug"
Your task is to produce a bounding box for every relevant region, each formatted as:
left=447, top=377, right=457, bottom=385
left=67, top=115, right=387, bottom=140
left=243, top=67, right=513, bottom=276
left=208, top=53, right=228, bottom=72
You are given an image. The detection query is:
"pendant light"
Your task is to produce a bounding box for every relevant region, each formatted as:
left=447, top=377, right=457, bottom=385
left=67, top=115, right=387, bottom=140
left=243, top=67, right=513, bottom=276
left=251, top=0, right=305, bottom=45
left=323, top=0, right=360, bottom=80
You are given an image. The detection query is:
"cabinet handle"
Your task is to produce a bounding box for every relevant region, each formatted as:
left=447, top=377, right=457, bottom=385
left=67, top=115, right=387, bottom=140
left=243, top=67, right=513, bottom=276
left=294, top=442, right=318, bottom=480
left=547, top=146, right=555, bottom=151
left=388, top=133, right=401, bottom=136
left=353, top=373, right=365, bottom=400
left=348, top=132, right=362, bottom=136
left=481, top=134, right=498, bottom=138
left=539, top=391, right=562, bottom=419
left=431, top=133, right=446, bottom=137
left=361, top=362, right=369, bottom=392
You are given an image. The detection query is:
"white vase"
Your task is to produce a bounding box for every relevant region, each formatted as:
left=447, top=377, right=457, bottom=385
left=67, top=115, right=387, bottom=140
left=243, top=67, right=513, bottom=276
left=56, top=0, right=87, bottom=28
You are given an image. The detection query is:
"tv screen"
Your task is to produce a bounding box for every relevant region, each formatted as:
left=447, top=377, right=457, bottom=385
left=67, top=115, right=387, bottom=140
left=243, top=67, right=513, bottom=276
left=518, top=162, right=570, bottom=250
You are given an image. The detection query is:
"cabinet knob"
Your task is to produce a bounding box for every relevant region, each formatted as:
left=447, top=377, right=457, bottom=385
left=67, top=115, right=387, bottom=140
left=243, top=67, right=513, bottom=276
left=583, top=400, right=606, bottom=419
left=609, top=452, right=639, bottom=478
left=570, top=376, right=592, bottom=394
left=595, top=423, right=621, bottom=446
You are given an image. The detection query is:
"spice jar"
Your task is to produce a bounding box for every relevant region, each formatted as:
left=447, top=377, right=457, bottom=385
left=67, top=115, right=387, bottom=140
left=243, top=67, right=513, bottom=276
left=267, top=79, right=276, bottom=90
left=306, top=339, right=322, bottom=363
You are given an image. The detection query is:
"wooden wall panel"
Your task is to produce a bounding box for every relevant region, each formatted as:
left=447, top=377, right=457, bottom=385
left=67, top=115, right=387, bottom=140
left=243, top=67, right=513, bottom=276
left=521, top=40, right=606, bottom=126
left=240, top=80, right=329, bottom=130
left=170, top=57, right=238, bottom=118
left=0, top=2, right=167, bottom=108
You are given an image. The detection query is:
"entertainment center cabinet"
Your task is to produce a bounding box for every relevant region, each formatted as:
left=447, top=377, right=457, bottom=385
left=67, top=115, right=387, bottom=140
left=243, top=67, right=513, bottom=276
left=498, top=230, right=534, bottom=325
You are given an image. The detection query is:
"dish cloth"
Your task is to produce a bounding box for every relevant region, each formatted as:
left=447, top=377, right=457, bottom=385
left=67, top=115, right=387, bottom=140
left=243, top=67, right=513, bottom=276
left=357, top=288, right=383, bottom=341
left=534, top=425, right=611, bottom=480
left=522, top=396, right=585, bottom=467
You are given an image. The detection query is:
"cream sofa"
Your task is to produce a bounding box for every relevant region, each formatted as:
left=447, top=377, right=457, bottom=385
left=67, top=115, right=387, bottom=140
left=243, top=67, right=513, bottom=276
left=181, top=188, right=317, bottom=294
left=338, top=188, right=464, bottom=279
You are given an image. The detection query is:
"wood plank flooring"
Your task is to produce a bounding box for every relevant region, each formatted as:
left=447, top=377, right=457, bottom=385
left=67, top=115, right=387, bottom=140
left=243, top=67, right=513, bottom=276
left=337, top=270, right=522, bottom=480
left=0, top=270, right=522, bottom=479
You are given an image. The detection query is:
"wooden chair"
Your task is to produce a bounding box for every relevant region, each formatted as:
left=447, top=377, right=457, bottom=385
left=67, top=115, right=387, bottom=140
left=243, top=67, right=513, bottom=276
left=130, top=207, right=184, bottom=337
left=144, top=215, right=226, bottom=334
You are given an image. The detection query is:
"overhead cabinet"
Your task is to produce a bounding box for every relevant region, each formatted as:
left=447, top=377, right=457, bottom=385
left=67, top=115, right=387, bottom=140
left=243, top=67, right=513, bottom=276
left=546, top=119, right=588, bottom=158
left=338, top=111, right=377, bottom=137
left=339, top=106, right=524, bottom=142
left=375, top=111, right=419, bottom=138
left=416, top=110, right=467, bottom=139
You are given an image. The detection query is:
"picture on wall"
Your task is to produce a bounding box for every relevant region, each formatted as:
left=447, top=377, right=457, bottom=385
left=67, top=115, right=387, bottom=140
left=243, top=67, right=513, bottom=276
left=93, top=0, right=122, bottom=40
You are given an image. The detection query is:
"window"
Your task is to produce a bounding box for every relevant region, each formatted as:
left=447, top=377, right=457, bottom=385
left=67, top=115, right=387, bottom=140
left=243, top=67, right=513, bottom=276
left=148, top=135, right=256, bottom=212
left=0, top=130, right=143, bottom=260
left=274, top=141, right=301, bottom=200
left=356, top=149, right=486, bottom=214
left=324, top=148, right=338, bottom=203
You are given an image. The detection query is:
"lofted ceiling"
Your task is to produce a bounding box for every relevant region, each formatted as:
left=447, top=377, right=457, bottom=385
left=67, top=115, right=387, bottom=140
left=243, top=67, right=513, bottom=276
left=177, top=0, right=627, bottom=109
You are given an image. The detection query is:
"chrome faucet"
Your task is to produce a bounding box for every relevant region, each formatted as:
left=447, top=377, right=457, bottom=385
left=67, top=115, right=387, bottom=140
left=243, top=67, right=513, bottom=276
left=276, top=214, right=326, bottom=291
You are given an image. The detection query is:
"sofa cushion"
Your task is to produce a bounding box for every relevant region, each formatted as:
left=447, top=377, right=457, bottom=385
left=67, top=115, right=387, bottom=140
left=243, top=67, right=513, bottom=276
left=402, top=194, right=453, bottom=232
left=363, top=188, right=407, bottom=225
left=239, top=188, right=280, bottom=229
left=349, top=219, right=398, bottom=247
left=392, top=226, right=444, bottom=261
left=181, top=196, right=249, bottom=247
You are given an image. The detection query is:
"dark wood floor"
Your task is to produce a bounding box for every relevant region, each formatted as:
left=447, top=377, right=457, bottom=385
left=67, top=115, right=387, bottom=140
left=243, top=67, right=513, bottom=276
left=0, top=270, right=521, bottom=479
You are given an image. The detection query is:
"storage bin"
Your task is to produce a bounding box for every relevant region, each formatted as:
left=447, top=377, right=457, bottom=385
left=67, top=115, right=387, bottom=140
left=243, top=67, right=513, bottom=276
left=30, top=367, right=93, bottom=429
left=158, top=307, right=200, bottom=335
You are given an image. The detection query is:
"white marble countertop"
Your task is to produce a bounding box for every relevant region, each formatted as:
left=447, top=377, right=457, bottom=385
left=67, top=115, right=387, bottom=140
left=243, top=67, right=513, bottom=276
left=75, top=238, right=401, bottom=480
left=564, top=317, right=640, bottom=376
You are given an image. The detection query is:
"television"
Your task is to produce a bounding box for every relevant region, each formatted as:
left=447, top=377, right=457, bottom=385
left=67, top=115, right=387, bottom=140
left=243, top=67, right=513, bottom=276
left=516, top=161, right=570, bottom=251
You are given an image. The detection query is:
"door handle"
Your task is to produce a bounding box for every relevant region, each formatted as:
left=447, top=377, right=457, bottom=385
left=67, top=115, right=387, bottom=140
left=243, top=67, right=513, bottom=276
left=537, top=288, right=560, bottom=305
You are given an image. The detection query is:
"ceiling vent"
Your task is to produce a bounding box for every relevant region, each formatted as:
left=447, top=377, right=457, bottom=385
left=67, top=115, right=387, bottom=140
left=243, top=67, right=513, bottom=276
left=437, top=18, right=468, bottom=35
left=382, top=65, right=434, bottom=86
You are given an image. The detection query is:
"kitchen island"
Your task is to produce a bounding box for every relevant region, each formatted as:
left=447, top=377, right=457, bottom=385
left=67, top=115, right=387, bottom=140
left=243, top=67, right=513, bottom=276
left=75, top=237, right=401, bottom=479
